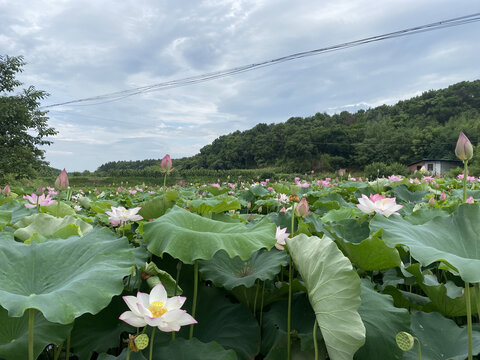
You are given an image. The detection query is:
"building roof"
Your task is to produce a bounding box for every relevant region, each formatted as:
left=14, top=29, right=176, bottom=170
left=407, top=159, right=462, bottom=167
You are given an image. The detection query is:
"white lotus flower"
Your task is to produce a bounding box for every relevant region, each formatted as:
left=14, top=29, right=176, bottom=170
left=120, top=283, right=197, bottom=332
left=105, top=206, right=143, bottom=227
left=275, top=226, right=290, bottom=251
left=356, top=194, right=402, bottom=217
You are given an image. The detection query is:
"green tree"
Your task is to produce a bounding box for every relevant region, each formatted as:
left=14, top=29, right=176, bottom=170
left=0, top=55, right=57, bottom=180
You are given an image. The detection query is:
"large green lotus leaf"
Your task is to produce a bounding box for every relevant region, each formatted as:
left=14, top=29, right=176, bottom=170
left=370, top=204, right=480, bottom=282
left=321, top=207, right=363, bottom=222
left=0, top=210, right=11, bottom=230
left=382, top=286, right=431, bottom=311
left=286, top=234, right=365, bottom=360
left=97, top=348, right=146, bottom=360
left=190, top=285, right=260, bottom=360
left=198, top=249, right=288, bottom=290
left=42, top=201, right=76, bottom=217
left=0, top=200, right=33, bottom=224
left=391, top=185, right=428, bottom=203
left=402, top=312, right=480, bottom=360
left=404, top=207, right=450, bottom=225
left=189, top=195, right=240, bottom=215
left=70, top=296, right=132, bottom=360
left=13, top=213, right=93, bottom=242
left=354, top=280, right=409, bottom=360
left=138, top=197, right=174, bottom=220
left=0, top=306, right=73, bottom=360
left=0, top=227, right=134, bottom=324
left=261, top=293, right=326, bottom=359
left=249, top=185, right=270, bottom=198
left=406, top=263, right=478, bottom=317
left=452, top=189, right=480, bottom=201
left=143, top=206, right=276, bottom=264
left=152, top=338, right=238, bottom=360
left=327, top=220, right=401, bottom=271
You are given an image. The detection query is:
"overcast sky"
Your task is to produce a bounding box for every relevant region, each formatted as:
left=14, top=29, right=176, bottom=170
left=1, top=1, right=479, bottom=171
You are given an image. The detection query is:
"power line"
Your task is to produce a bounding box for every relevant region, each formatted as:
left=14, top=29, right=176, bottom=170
left=40, top=12, right=480, bottom=109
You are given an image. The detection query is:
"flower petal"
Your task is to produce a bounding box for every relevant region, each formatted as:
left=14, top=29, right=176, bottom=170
left=119, top=311, right=147, bottom=327
left=150, top=283, right=167, bottom=304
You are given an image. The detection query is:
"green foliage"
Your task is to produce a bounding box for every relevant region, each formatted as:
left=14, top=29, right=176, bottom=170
left=0, top=55, right=57, bottom=180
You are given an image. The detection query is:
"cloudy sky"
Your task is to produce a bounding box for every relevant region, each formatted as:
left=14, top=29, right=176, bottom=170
left=1, top=1, right=479, bottom=171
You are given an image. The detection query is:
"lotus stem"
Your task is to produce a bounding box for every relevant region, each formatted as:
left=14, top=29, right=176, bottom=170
left=244, top=286, right=250, bottom=308
left=465, top=282, right=473, bottom=360
left=65, top=331, right=71, bottom=360
left=149, top=327, right=156, bottom=360
left=259, top=281, right=265, bottom=329
left=313, top=318, right=319, bottom=360
left=463, top=160, right=468, bottom=203
left=53, top=342, right=63, bottom=360
left=28, top=309, right=34, bottom=360
left=415, top=337, right=422, bottom=360
left=189, top=260, right=198, bottom=339
left=126, top=345, right=131, bottom=360
left=287, top=203, right=296, bottom=360
left=253, top=279, right=259, bottom=316
left=287, top=255, right=293, bottom=360
left=476, top=283, right=480, bottom=321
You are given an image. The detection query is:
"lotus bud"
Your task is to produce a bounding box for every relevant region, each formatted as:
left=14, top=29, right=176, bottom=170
left=440, top=192, right=447, bottom=201
left=428, top=196, right=435, bottom=207
left=466, top=196, right=474, bottom=204
left=146, top=275, right=161, bottom=289
left=55, top=168, right=69, bottom=190
left=161, top=154, right=173, bottom=173
left=296, top=197, right=310, bottom=218
left=455, top=132, right=473, bottom=161
left=2, top=185, right=10, bottom=196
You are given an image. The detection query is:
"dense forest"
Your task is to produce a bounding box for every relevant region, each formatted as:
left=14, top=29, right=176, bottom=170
left=97, top=80, right=480, bottom=175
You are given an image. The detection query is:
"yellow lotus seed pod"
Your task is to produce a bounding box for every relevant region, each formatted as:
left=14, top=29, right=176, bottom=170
left=396, top=331, right=414, bottom=351
left=134, top=334, right=149, bottom=350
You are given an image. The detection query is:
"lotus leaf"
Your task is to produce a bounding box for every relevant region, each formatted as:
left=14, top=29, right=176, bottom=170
left=143, top=206, right=276, bottom=264
left=370, top=204, right=480, bottom=282
left=0, top=227, right=134, bottom=324
left=286, top=234, right=365, bottom=360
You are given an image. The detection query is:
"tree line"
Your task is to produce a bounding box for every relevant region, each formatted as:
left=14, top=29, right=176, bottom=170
left=99, top=79, right=480, bottom=174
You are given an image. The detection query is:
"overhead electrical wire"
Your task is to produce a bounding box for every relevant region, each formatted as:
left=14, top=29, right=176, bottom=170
left=40, top=12, right=480, bottom=109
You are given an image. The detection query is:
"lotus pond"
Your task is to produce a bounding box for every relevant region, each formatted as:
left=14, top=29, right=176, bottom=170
left=1, top=173, right=480, bottom=360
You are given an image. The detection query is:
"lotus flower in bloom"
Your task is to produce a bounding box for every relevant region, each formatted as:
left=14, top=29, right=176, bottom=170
left=275, top=226, right=290, bottom=251
left=119, top=283, right=197, bottom=332
left=23, top=193, right=56, bottom=208
left=105, top=206, right=143, bottom=226
left=466, top=196, right=474, bottom=204
left=357, top=194, right=402, bottom=217
left=296, top=197, right=310, bottom=218
left=455, top=132, right=473, bottom=161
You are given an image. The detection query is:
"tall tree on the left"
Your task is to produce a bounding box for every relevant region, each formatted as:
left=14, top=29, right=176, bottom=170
left=0, top=55, right=57, bottom=180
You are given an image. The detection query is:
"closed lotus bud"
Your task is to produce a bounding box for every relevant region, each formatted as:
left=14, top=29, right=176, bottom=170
left=428, top=196, right=435, bottom=207
left=455, top=132, right=473, bottom=161
left=55, top=169, right=69, bottom=190
left=2, top=184, right=10, bottom=196
left=296, top=197, right=310, bottom=218
left=146, top=275, right=161, bottom=288
left=440, top=192, right=447, bottom=201
left=161, top=154, right=172, bottom=172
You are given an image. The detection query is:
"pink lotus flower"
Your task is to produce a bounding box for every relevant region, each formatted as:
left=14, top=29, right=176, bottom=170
left=2, top=185, right=11, bottom=196
left=357, top=194, right=402, bottom=217
left=23, top=193, right=57, bottom=208
left=466, top=196, right=474, bottom=204
left=105, top=206, right=143, bottom=227
left=129, top=190, right=137, bottom=195
left=120, top=283, right=197, bottom=332
left=296, top=198, right=310, bottom=218
left=209, top=183, right=221, bottom=189
left=161, top=154, right=173, bottom=173
left=275, top=226, right=290, bottom=251
left=455, top=132, right=473, bottom=161
left=55, top=168, right=69, bottom=190
left=440, top=192, right=447, bottom=201
left=388, top=175, right=403, bottom=182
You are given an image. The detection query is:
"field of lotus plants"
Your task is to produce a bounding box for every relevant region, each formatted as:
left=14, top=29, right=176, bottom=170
left=1, top=135, right=480, bottom=360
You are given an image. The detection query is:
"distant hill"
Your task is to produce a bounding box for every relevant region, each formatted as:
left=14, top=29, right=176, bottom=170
left=97, top=79, right=480, bottom=174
